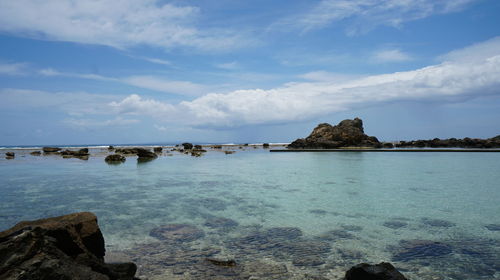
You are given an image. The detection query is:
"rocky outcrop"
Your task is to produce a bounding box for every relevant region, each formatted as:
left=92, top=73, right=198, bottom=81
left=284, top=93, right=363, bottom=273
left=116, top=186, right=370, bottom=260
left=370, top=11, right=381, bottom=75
left=136, top=148, right=158, bottom=162
left=105, top=154, right=126, bottom=164
left=344, top=262, right=407, bottom=280
left=0, top=212, right=137, bottom=280
left=5, top=152, right=14, bottom=159
left=115, top=148, right=140, bottom=155
left=288, top=118, right=380, bottom=149
left=42, top=147, right=61, bottom=153
left=396, top=136, right=500, bottom=148
left=182, top=143, right=194, bottom=150
left=153, top=147, right=163, bottom=153
left=61, top=148, right=89, bottom=157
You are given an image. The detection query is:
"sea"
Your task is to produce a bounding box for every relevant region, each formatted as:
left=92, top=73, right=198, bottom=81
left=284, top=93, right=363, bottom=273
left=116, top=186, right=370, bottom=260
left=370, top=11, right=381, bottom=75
left=0, top=145, right=499, bottom=279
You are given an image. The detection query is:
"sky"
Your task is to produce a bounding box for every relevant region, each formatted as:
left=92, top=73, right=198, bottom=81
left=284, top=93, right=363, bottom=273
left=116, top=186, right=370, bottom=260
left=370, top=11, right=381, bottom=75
left=1, top=0, right=500, bottom=145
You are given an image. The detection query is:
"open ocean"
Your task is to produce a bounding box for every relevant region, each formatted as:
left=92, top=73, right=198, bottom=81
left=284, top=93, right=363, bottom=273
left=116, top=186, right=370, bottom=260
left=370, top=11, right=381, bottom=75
left=1, top=147, right=499, bottom=279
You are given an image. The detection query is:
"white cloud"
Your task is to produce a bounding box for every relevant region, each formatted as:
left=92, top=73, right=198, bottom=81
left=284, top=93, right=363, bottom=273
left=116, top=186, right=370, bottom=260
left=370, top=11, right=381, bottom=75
left=154, top=124, right=168, bottom=132
left=0, top=0, right=249, bottom=51
left=107, top=38, right=500, bottom=128
left=371, top=49, right=413, bottom=63
left=0, top=62, right=29, bottom=75
left=39, top=68, right=207, bottom=96
left=299, top=71, right=364, bottom=82
left=64, top=117, right=140, bottom=128
left=215, top=61, right=239, bottom=70
left=140, top=57, right=171, bottom=66
left=274, top=0, right=477, bottom=34
left=124, top=76, right=205, bottom=96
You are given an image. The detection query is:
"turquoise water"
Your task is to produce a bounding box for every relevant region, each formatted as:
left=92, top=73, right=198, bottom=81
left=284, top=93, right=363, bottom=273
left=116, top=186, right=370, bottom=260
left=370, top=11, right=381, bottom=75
left=1, top=148, right=499, bottom=279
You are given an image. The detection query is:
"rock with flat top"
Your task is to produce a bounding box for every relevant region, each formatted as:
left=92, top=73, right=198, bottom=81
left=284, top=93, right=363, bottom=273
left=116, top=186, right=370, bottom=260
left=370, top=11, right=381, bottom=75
left=345, top=262, right=407, bottom=280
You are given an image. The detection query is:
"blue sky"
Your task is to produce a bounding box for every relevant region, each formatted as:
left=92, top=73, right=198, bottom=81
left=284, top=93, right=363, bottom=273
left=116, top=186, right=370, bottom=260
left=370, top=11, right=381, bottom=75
left=1, top=0, right=500, bottom=145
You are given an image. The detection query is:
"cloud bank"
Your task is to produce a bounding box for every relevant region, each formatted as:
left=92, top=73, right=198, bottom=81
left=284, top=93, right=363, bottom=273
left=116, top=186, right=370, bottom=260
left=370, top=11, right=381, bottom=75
left=106, top=37, right=500, bottom=128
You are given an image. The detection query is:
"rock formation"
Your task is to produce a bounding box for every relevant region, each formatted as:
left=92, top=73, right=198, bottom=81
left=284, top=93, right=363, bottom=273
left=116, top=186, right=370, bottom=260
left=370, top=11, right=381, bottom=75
left=5, top=152, right=14, bottom=159
left=288, top=118, right=380, bottom=149
left=0, top=212, right=137, bottom=280
left=182, top=142, right=194, bottom=150
left=61, top=148, right=89, bottom=158
left=396, top=136, right=500, bottom=148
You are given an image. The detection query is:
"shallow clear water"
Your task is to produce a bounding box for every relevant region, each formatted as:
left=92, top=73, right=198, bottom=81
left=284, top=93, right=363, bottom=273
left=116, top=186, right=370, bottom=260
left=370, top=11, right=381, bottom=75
left=1, top=148, right=499, bottom=279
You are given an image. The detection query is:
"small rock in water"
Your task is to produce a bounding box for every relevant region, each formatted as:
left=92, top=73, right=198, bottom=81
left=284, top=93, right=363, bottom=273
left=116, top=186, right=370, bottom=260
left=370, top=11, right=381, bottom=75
left=345, top=262, right=408, bottom=280
left=5, top=152, right=14, bottom=159
left=149, top=224, right=205, bottom=242
left=30, top=151, right=41, bottom=156
left=105, top=154, right=126, bottom=164
left=42, top=147, right=61, bottom=153
left=205, top=258, right=237, bottom=267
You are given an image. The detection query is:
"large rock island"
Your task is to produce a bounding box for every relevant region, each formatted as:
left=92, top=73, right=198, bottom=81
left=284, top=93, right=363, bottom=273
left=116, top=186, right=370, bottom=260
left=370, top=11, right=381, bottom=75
left=288, top=118, right=381, bottom=149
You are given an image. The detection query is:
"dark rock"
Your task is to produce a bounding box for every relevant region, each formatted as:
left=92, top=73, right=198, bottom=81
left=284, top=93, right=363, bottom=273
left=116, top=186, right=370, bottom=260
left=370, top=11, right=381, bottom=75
left=61, top=148, right=89, bottom=157
left=43, top=147, right=61, bottom=153
left=0, top=212, right=137, bottom=280
left=105, top=154, right=126, bottom=164
left=395, top=135, right=500, bottom=148
left=153, top=147, right=163, bottom=153
left=288, top=118, right=380, bottom=149
left=224, top=151, right=235, bottom=154
left=136, top=148, right=158, bottom=161
left=383, top=142, right=394, bottom=148
left=115, top=148, right=139, bottom=154
left=5, top=152, right=14, bottom=159
left=150, top=224, right=205, bottom=242
left=182, top=142, right=193, bottom=150
left=206, top=258, right=237, bottom=267
left=30, top=151, right=41, bottom=156
left=194, top=145, right=202, bottom=150
left=212, top=145, right=222, bottom=149
left=345, top=262, right=407, bottom=280
left=263, top=143, right=270, bottom=148
left=392, top=240, right=452, bottom=261
left=108, top=145, right=114, bottom=150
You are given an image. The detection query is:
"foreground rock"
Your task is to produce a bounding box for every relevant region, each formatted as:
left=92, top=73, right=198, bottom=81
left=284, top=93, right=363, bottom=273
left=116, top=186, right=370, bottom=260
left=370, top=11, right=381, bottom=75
left=105, top=154, right=126, bottom=164
left=5, top=152, right=14, bottom=159
left=288, top=118, right=381, bottom=149
left=0, top=212, right=137, bottom=280
left=345, top=262, right=407, bottom=280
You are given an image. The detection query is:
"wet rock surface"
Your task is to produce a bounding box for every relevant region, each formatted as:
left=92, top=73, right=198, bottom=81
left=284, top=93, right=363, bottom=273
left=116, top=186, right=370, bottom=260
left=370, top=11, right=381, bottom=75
left=0, top=212, right=137, bottom=280
left=288, top=118, right=380, bottom=149
left=5, top=152, right=14, bottom=159
left=344, top=262, right=408, bottom=280
left=42, top=146, right=61, bottom=153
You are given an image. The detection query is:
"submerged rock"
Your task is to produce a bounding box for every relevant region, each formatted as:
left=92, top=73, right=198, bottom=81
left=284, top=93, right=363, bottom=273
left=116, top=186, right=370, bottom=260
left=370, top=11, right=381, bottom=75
left=224, top=151, right=235, bottom=154
left=61, top=148, right=89, bottom=157
left=485, top=224, right=500, bottom=231
left=288, top=118, right=380, bottom=149
left=421, top=217, right=455, bottom=228
left=150, top=224, right=205, bottom=242
left=105, top=154, right=126, bottom=164
left=30, top=151, right=41, bottom=156
left=0, top=212, right=137, bottom=280
left=204, top=217, right=239, bottom=229
left=345, top=262, right=407, bottom=280
left=392, top=240, right=452, bottom=262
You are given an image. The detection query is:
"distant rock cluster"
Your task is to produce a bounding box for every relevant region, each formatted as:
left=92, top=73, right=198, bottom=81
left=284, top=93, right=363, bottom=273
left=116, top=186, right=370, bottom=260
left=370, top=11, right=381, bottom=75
left=395, top=136, right=500, bottom=148
left=288, top=118, right=381, bottom=149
